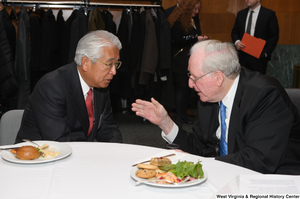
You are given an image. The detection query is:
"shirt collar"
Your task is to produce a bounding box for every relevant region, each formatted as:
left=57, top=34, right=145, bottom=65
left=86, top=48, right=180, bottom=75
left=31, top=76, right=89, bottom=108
left=77, top=68, right=92, bottom=96
left=220, top=75, right=240, bottom=109
left=249, top=4, right=261, bottom=13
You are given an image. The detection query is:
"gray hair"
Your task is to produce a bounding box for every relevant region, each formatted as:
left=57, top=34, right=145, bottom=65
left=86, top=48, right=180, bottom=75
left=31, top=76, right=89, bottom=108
left=190, top=40, right=241, bottom=79
left=74, top=30, right=122, bottom=66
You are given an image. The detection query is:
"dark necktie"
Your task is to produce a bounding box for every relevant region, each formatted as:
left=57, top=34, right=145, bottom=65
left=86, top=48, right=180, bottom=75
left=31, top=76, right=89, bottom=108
left=246, top=11, right=254, bottom=34
left=86, top=88, right=94, bottom=136
left=220, top=101, right=228, bottom=156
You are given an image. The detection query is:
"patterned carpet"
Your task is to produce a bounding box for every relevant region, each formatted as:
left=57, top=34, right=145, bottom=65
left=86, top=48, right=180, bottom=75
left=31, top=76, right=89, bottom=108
left=114, top=110, right=197, bottom=149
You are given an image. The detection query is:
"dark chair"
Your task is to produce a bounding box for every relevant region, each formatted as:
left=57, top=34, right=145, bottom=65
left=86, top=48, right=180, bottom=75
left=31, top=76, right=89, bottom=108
left=0, top=110, right=24, bottom=146
left=285, top=88, right=300, bottom=114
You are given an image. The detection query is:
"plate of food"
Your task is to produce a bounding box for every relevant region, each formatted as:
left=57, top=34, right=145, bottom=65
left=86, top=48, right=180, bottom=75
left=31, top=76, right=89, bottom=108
left=130, top=156, right=207, bottom=188
left=1, top=140, right=72, bottom=164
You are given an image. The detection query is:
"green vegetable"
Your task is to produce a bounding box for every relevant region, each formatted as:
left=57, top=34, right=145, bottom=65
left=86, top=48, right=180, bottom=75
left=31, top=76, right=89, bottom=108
left=159, top=160, right=204, bottom=179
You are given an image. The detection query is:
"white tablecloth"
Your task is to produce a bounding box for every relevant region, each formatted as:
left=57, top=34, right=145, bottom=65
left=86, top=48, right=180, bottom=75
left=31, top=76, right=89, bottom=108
left=0, top=142, right=260, bottom=199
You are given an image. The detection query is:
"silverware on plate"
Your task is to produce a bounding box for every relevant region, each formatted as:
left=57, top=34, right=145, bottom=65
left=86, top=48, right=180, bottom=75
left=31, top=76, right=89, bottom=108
left=132, top=153, right=176, bottom=166
left=22, top=139, right=40, bottom=147
left=0, top=147, right=19, bottom=150
left=135, top=177, right=191, bottom=186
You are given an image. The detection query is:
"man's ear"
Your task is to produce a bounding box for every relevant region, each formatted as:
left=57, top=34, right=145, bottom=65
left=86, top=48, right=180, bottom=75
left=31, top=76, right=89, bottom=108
left=81, top=56, right=91, bottom=72
left=214, top=71, right=225, bottom=87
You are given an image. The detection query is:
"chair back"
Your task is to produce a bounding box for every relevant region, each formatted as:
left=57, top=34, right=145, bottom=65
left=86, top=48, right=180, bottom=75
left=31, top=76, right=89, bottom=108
left=285, top=88, right=300, bottom=115
left=0, top=110, right=24, bottom=146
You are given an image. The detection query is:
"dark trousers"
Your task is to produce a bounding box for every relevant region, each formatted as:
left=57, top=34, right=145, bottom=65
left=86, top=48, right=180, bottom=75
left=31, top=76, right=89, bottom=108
left=239, top=52, right=269, bottom=75
left=173, top=73, right=189, bottom=125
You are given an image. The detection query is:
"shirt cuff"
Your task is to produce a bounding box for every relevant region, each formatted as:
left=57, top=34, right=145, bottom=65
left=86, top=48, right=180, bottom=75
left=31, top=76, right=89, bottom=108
left=235, top=40, right=240, bottom=45
left=161, top=123, right=179, bottom=143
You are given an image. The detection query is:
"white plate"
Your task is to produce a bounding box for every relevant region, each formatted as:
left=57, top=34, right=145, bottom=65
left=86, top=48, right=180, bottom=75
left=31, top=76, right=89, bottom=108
left=1, top=141, right=72, bottom=164
left=130, top=167, right=207, bottom=188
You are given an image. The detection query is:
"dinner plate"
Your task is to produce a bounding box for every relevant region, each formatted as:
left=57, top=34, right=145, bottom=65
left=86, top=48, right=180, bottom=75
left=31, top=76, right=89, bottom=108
left=130, top=167, right=207, bottom=188
left=1, top=140, right=72, bottom=164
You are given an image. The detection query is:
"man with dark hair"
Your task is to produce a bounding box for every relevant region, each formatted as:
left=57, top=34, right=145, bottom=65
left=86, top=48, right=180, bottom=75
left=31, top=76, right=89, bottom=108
left=231, top=0, right=279, bottom=74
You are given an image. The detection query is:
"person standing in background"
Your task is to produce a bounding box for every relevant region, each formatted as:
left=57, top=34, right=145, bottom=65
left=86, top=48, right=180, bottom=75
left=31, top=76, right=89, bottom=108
left=231, top=0, right=279, bottom=75
left=165, top=0, right=202, bottom=118
left=168, top=0, right=209, bottom=127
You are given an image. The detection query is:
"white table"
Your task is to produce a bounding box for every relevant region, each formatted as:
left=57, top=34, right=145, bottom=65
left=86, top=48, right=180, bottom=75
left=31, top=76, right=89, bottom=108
left=0, top=142, right=260, bottom=199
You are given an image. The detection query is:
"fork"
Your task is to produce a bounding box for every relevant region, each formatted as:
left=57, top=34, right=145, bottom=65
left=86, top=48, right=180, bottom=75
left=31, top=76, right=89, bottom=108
left=135, top=179, right=175, bottom=186
left=22, top=139, right=40, bottom=147
left=135, top=176, right=191, bottom=186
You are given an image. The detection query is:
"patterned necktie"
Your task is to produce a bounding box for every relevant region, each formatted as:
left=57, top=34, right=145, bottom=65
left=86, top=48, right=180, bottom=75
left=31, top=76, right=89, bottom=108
left=86, top=88, right=94, bottom=136
left=220, top=101, right=228, bottom=156
left=246, top=11, right=254, bottom=34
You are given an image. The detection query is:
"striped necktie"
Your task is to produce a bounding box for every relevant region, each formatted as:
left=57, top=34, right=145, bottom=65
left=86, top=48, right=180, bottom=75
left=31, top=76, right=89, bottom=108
left=246, top=11, right=254, bottom=34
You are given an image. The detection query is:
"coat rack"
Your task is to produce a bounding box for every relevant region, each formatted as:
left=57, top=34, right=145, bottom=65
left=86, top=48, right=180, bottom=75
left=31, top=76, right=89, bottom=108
left=1, top=0, right=162, bottom=10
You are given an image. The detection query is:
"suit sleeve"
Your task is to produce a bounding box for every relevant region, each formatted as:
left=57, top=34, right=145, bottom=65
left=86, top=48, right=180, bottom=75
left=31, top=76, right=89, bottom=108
left=216, top=86, right=293, bottom=174
left=173, top=102, right=220, bottom=157
left=231, top=11, right=243, bottom=44
left=261, top=10, right=279, bottom=58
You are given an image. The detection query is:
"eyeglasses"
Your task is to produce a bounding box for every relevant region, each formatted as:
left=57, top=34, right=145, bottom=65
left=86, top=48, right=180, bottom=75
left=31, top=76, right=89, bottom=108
left=97, top=60, right=122, bottom=70
left=187, top=71, right=214, bottom=84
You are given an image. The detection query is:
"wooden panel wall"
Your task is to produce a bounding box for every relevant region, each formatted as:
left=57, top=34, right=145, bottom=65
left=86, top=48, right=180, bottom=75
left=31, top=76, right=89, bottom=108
left=162, top=0, right=300, bottom=44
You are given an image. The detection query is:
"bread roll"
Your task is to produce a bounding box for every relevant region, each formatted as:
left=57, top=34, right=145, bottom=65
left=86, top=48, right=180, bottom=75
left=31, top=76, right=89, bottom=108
left=150, top=157, right=171, bottom=166
left=137, top=164, right=158, bottom=170
left=16, top=146, right=40, bottom=160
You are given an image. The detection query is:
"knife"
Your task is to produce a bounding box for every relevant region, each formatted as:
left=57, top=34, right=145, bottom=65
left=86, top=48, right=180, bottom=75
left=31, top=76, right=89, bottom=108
left=0, top=147, right=19, bottom=150
left=132, top=153, right=176, bottom=167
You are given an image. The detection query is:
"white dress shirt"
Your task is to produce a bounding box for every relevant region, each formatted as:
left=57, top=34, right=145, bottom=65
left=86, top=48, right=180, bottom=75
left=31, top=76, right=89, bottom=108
left=245, top=5, right=261, bottom=36
left=77, top=69, right=93, bottom=101
left=162, top=75, right=240, bottom=144
left=235, top=4, right=261, bottom=45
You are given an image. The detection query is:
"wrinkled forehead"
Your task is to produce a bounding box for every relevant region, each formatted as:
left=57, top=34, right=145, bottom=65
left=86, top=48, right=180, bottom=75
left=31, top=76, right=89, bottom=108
left=189, top=42, right=227, bottom=72
left=189, top=47, right=206, bottom=72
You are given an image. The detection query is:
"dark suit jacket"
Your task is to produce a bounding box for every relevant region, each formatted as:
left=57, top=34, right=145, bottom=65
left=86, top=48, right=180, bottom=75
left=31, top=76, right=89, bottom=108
left=16, top=62, right=123, bottom=143
left=16, top=5, right=31, bottom=109
left=40, top=9, right=59, bottom=72
left=165, top=5, right=176, bottom=18
left=231, top=6, right=279, bottom=59
left=139, top=9, right=158, bottom=85
left=174, top=68, right=300, bottom=174
left=68, top=8, right=88, bottom=63
left=0, top=7, right=18, bottom=104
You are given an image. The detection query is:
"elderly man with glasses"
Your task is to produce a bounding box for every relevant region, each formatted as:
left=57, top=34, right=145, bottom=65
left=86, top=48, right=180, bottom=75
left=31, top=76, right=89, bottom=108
left=16, top=30, right=123, bottom=143
left=132, top=40, right=300, bottom=175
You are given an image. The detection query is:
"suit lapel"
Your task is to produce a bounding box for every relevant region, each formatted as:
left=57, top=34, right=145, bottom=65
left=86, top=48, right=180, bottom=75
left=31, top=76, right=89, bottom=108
left=254, top=6, right=264, bottom=36
left=241, top=8, right=248, bottom=34
left=92, top=88, right=105, bottom=134
left=68, top=62, right=90, bottom=135
left=228, top=69, right=246, bottom=153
